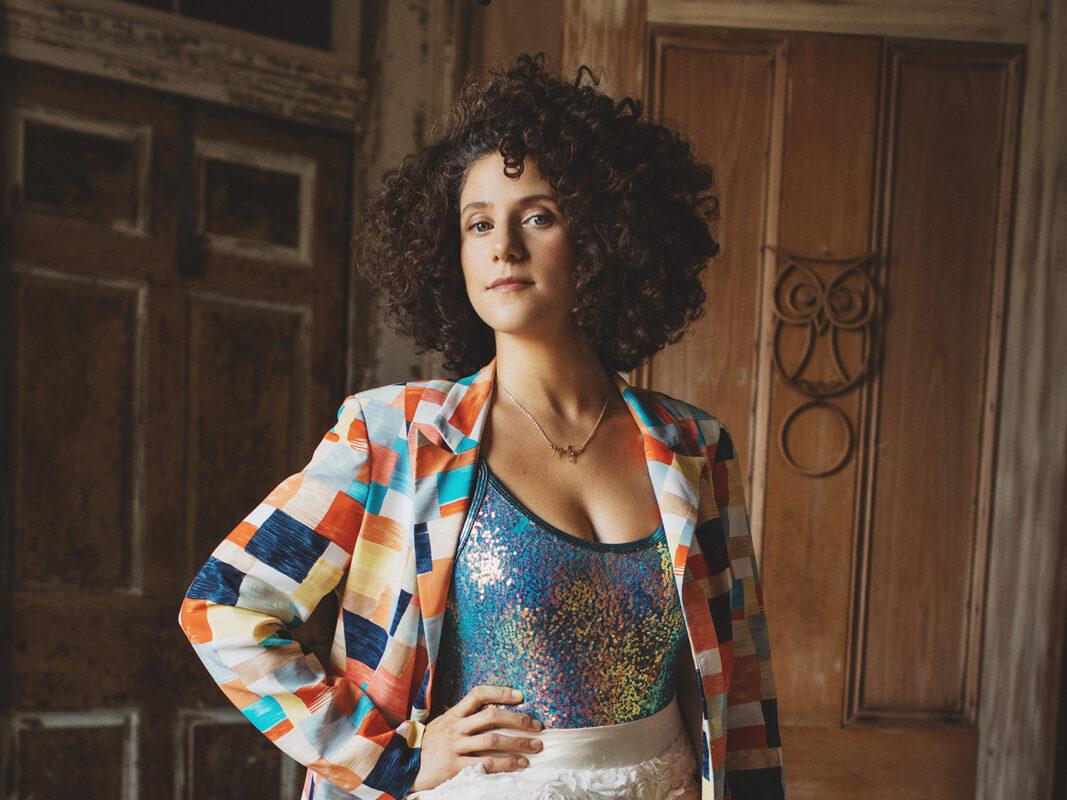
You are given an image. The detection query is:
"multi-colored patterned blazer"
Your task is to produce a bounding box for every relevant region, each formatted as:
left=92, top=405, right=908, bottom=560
left=180, top=360, right=784, bottom=800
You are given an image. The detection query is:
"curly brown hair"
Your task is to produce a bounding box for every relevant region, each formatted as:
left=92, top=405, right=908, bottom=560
left=363, top=53, right=719, bottom=376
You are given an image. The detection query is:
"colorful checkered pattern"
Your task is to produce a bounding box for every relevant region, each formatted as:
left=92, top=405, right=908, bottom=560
left=180, top=361, right=783, bottom=799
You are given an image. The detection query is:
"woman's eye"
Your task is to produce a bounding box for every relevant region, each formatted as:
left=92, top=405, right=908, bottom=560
left=527, top=212, right=553, bottom=227
left=468, top=220, right=492, bottom=233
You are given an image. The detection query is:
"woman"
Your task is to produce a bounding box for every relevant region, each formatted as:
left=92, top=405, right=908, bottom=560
left=180, top=55, right=783, bottom=800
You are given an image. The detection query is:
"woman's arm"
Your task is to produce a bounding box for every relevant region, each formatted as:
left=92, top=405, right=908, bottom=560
left=673, top=640, right=705, bottom=776
left=179, top=397, right=423, bottom=799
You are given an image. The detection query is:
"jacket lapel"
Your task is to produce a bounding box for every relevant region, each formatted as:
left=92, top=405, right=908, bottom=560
left=617, top=376, right=724, bottom=760
left=615, top=374, right=706, bottom=575
left=410, top=361, right=495, bottom=667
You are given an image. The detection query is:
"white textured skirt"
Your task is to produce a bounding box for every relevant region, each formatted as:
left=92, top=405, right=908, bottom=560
left=409, top=698, right=700, bottom=800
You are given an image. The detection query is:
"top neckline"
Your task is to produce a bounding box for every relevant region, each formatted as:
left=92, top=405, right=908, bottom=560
left=478, top=459, right=665, bottom=553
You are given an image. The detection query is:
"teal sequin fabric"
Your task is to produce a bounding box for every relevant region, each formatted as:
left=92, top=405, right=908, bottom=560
left=434, top=460, right=688, bottom=728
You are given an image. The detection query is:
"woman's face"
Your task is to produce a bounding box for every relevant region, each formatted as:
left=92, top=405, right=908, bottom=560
left=459, top=152, right=577, bottom=341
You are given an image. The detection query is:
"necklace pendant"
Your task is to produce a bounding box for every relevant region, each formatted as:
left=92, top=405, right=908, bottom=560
left=500, top=382, right=610, bottom=466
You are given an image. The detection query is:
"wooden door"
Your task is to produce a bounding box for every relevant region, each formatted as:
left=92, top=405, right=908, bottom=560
left=646, top=30, right=1020, bottom=799
left=3, top=60, right=353, bottom=798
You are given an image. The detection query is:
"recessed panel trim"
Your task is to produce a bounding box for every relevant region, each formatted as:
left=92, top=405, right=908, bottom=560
left=12, top=264, right=147, bottom=596
left=9, top=103, right=151, bottom=236
left=195, top=138, right=316, bottom=265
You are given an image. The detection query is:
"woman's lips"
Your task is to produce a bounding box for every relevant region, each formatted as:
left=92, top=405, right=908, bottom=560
left=489, top=277, right=532, bottom=292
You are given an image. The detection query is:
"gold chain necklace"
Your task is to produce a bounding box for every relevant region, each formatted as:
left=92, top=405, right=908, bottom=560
left=500, top=383, right=612, bottom=462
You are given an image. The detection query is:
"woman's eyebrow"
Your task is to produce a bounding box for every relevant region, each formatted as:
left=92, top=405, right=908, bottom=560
left=459, top=200, right=489, bottom=216
left=459, top=194, right=557, bottom=217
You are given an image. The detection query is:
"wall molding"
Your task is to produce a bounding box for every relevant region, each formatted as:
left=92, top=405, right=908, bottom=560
left=0, top=0, right=367, bottom=132
left=648, top=0, right=1029, bottom=44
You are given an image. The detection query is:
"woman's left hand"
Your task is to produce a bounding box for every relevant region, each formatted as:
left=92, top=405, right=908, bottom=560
left=411, top=685, right=543, bottom=791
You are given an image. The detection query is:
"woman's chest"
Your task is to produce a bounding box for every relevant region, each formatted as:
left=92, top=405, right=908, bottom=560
left=434, top=464, right=687, bottom=727
left=483, top=411, right=664, bottom=545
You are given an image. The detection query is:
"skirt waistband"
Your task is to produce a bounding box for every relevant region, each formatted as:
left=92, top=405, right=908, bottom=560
left=494, top=696, right=684, bottom=770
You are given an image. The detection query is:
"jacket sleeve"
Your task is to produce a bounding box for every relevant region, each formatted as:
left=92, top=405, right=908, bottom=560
left=709, top=424, right=785, bottom=800
left=178, top=396, right=423, bottom=800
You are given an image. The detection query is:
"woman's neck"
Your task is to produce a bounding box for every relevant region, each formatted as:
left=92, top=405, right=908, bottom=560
left=493, top=332, right=614, bottom=421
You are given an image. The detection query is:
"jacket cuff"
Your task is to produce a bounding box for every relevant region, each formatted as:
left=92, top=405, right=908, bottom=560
left=364, top=720, right=423, bottom=799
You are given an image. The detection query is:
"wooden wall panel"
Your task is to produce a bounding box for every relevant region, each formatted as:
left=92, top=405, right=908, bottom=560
left=5, top=63, right=179, bottom=279
left=177, top=710, right=299, bottom=799
left=15, top=105, right=151, bottom=235
left=13, top=595, right=184, bottom=708
left=184, top=294, right=311, bottom=570
left=19, top=727, right=125, bottom=795
left=12, top=711, right=138, bottom=799
left=195, top=139, right=316, bottom=265
left=13, top=267, right=146, bottom=594
left=186, top=103, right=352, bottom=451
left=760, top=34, right=882, bottom=726
left=648, top=31, right=786, bottom=481
left=780, top=725, right=977, bottom=800
left=856, top=46, right=1018, bottom=718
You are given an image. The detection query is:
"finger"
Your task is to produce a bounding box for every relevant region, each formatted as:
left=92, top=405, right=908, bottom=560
left=462, top=706, right=542, bottom=734
left=450, top=685, right=523, bottom=717
left=464, top=732, right=543, bottom=755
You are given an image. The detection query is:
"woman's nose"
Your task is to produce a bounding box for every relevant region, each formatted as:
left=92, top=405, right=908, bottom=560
left=492, top=226, right=524, bottom=262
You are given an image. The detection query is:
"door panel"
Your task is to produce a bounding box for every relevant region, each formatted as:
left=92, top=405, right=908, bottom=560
left=782, top=726, right=978, bottom=800
left=13, top=268, right=147, bottom=594
left=647, top=30, right=1020, bottom=798
left=762, top=33, right=883, bottom=729
left=5, top=60, right=352, bottom=798
left=11, top=710, right=136, bottom=799
left=184, top=293, right=312, bottom=571
left=648, top=30, right=787, bottom=469
left=856, top=45, right=1016, bottom=721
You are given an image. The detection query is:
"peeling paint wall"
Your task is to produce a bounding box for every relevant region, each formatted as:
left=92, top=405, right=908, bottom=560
left=359, top=0, right=464, bottom=385
left=360, top=1, right=566, bottom=385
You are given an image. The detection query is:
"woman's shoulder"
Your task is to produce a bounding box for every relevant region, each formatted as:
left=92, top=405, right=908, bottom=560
left=336, top=375, right=475, bottom=432
left=350, top=376, right=466, bottom=406
left=625, top=384, right=736, bottom=456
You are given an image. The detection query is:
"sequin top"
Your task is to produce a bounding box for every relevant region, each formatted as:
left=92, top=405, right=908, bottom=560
left=434, top=460, right=688, bottom=729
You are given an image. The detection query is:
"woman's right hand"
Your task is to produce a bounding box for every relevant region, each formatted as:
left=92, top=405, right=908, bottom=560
left=411, top=685, right=544, bottom=792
